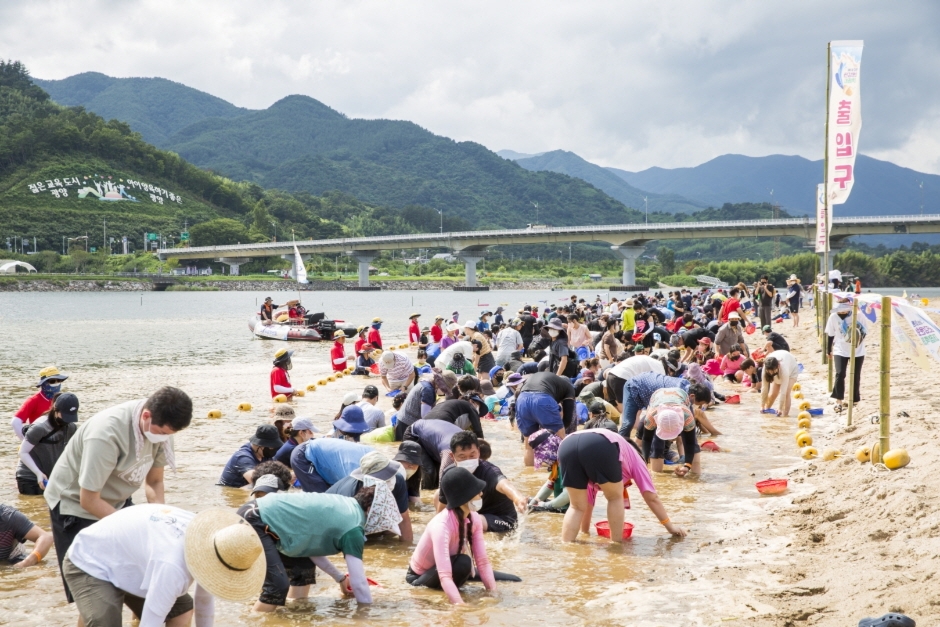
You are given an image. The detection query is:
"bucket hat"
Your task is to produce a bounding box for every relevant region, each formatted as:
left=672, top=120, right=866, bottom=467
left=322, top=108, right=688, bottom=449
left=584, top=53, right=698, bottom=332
left=250, top=425, right=284, bottom=449
left=333, top=405, right=370, bottom=434
left=36, top=366, right=69, bottom=387
left=184, top=509, right=266, bottom=601
left=440, top=467, right=487, bottom=510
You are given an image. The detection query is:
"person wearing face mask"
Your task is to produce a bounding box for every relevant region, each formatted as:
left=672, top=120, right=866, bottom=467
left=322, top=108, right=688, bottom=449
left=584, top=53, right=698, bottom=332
left=44, top=386, right=193, bottom=604
left=16, top=393, right=80, bottom=495
left=11, top=366, right=69, bottom=441
left=393, top=441, right=424, bottom=504
left=714, top=311, right=748, bottom=358
left=273, top=418, right=320, bottom=466
left=437, top=432, right=527, bottom=533
left=546, top=318, right=578, bottom=378
left=327, top=451, right=414, bottom=543
left=407, top=467, right=497, bottom=604
left=760, top=350, right=801, bottom=416
left=719, top=344, right=748, bottom=383
left=367, top=317, right=384, bottom=350
left=270, top=349, right=295, bottom=399
left=825, top=303, right=867, bottom=412
left=217, top=425, right=283, bottom=488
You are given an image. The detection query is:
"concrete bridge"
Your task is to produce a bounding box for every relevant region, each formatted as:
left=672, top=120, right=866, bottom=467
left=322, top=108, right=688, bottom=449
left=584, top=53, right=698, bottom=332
left=157, top=214, right=940, bottom=288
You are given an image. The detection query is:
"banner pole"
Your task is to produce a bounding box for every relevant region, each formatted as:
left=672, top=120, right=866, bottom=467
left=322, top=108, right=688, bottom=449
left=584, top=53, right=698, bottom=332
left=827, top=292, right=834, bottom=392
left=878, top=296, right=891, bottom=463
left=845, top=298, right=859, bottom=426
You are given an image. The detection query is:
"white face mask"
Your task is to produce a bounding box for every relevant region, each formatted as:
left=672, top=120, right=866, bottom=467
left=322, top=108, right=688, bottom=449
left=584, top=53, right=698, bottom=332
left=404, top=466, right=418, bottom=479
left=468, top=498, right=483, bottom=512
left=144, top=430, right=170, bottom=443
left=548, top=329, right=559, bottom=338
left=456, top=458, right=479, bottom=472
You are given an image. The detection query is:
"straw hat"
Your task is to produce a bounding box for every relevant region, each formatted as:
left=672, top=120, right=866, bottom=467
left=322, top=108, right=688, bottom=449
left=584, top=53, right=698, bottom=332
left=184, top=509, right=266, bottom=601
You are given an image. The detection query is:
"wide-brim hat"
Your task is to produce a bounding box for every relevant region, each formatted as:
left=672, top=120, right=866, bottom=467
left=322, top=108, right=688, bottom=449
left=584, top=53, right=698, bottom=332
left=409, top=313, right=421, bottom=319
left=480, top=380, right=496, bottom=396
left=184, top=509, right=266, bottom=601
left=250, top=424, right=284, bottom=449
left=351, top=451, right=402, bottom=481
left=36, top=366, right=69, bottom=387
left=505, top=373, right=525, bottom=387
left=435, top=315, right=445, bottom=321
left=547, top=318, right=566, bottom=331
left=273, top=349, right=294, bottom=364
left=728, top=312, right=741, bottom=320
left=358, top=343, right=374, bottom=354
left=333, top=405, right=370, bottom=434
left=440, top=466, right=487, bottom=510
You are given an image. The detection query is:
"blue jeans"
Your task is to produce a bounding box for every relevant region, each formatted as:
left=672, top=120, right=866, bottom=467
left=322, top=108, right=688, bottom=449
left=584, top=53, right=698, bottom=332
left=619, top=385, right=642, bottom=440
left=515, top=391, right=563, bottom=437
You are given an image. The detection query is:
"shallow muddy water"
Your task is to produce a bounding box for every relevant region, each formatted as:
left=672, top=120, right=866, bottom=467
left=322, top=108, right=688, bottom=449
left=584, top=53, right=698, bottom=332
left=0, top=291, right=809, bottom=626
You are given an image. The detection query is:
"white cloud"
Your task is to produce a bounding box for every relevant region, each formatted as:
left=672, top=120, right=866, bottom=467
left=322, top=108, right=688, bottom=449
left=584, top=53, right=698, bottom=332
left=2, top=0, right=939, bottom=173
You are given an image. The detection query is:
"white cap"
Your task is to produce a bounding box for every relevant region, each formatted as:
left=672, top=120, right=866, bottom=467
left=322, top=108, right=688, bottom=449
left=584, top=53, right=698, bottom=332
left=342, top=391, right=360, bottom=406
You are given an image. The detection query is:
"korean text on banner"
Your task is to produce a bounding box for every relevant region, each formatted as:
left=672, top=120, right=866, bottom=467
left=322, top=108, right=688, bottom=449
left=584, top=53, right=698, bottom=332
left=815, top=183, right=831, bottom=253
left=891, top=300, right=940, bottom=371
left=826, top=40, right=863, bottom=207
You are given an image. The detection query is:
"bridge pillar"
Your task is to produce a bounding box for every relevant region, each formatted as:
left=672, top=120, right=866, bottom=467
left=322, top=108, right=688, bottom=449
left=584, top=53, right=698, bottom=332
left=611, top=245, right=646, bottom=286
left=456, top=251, right=486, bottom=288
left=349, top=251, right=377, bottom=288
left=216, top=257, right=251, bottom=276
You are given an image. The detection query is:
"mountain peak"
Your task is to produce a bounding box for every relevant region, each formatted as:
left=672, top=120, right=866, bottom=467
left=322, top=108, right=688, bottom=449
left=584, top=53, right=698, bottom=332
left=266, top=94, right=345, bottom=120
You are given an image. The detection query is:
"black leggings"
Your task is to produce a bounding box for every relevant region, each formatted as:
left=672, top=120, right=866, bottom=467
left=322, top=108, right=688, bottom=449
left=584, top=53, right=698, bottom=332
left=831, top=355, right=864, bottom=403
left=406, top=554, right=472, bottom=589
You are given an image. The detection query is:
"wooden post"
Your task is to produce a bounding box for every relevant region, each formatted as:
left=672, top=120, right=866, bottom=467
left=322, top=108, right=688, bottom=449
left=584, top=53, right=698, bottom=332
left=877, top=296, right=891, bottom=463
left=845, top=298, right=859, bottom=426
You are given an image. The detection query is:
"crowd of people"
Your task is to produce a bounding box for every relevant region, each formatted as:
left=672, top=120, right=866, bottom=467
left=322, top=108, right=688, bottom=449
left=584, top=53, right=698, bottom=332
left=2, top=279, right=831, bottom=624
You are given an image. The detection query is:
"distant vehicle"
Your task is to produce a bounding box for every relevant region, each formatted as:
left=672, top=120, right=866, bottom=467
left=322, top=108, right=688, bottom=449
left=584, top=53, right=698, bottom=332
left=526, top=223, right=548, bottom=229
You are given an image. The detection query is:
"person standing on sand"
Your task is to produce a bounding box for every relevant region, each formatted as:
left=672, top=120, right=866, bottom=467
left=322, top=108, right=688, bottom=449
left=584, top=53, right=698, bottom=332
left=826, top=303, right=866, bottom=413
left=367, top=317, right=384, bottom=350
left=44, top=387, right=193, bottom=603
left=270, top=349, right=295, bottom=399
left=760, top=350, right=800, bottom=416
left=408, top=313, right=422, bottom=344
left=756, top=276, right=776, bottom=329
left=785, top=275, right=802, bottom=327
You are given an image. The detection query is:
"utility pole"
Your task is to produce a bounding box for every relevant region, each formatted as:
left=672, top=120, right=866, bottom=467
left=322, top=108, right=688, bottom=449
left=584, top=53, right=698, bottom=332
left=644, top=197, right=649, bottom=224
left=568, top=242, right=572, bottom=265
left=103, top=219, right=107, bottom=255
left=920, top=181, right=925, bottom=215
left=437, top=209, right=443, bottom=234
left=531, top=201, right=539, bottom=225
left=770, top=189, right=780, bottom=259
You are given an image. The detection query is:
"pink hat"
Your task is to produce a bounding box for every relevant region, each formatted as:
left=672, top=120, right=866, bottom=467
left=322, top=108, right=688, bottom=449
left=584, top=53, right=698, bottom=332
left=655, top=408, right=684, bottom=441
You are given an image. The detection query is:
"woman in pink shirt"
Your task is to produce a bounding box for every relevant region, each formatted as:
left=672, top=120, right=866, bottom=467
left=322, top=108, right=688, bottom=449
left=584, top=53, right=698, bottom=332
left=558, top=429, right=687, bottom=542
left=566, top=314, right=593, bottom=350
left=407, top=467, right=497, bottom=604
left=719, top=343, right=747, bottom=382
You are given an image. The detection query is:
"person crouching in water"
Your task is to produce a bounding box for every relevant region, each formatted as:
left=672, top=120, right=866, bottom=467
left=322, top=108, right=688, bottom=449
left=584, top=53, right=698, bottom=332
left=407, top=467, right=498, bottom=604
left=354, top=343, right=377, bottom=376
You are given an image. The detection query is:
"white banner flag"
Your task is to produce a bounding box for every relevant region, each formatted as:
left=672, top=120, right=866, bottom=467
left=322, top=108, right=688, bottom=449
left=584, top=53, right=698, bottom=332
left=814, top=183, right=831, bottom=253
left=826, top=40, right=863, bottom=207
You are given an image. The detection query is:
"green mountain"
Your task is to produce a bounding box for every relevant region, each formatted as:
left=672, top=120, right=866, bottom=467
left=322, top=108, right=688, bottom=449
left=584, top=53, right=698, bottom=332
left=511, top=149, right=707, bottom=214
left=33, top=72, right=251, bottom=145
left=35, top=73, right=649, bottom=228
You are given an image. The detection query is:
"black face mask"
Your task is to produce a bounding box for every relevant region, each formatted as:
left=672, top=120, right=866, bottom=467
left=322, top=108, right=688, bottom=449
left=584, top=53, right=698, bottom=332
left=837, top=313, right=850, bottom=319
left=730, top=321, right=739, bottom=327
left=262, top=447, right=278, bottom=458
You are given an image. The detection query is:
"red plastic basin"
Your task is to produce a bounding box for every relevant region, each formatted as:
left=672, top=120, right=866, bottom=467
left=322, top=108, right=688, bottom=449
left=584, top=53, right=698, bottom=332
left=725, top=394, right=741, bottom=404
left=756, top=479, right=789, bottom=495
left=595, top=521, right=634, bottom=539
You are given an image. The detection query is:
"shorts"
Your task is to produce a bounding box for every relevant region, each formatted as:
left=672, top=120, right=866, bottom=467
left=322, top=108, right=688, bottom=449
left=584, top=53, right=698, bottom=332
left=723, top=373, right=739, bottom=382
left=788, top=300, right=799, bottom=313
left=515, top=391, right=564, bottom=437
left=558, top=432, right=623, bottom=489
left=482, top=513, right=517, bottom=533
left=50, top=503, right=99, bottom=602
left=477, top=352, right=496, bottom=374
left=63, top=555, right=193, bottom=625
left=16, top=476, right=42, bottom=495
left=606, top=373, right=626, bottom=404
left=237, top=502, right=316, bottom=606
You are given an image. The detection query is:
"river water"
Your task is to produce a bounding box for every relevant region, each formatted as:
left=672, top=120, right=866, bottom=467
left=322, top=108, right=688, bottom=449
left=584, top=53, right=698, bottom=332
left=0, top=289, right=864, bottom=625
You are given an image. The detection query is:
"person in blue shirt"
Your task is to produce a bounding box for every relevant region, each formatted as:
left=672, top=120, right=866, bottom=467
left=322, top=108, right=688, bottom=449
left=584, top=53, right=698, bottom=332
left=290, top=438, right=374, bottom=493
left=218, top=425, right=283, bottom=488
left=273, top=418, right=319, bottom=467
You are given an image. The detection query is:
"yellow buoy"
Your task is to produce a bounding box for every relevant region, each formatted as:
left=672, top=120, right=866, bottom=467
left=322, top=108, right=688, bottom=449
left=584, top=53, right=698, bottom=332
left=921, top=298, right=930, bottom=307
left=327, top=375, right=337, bottom=382
left=797, top=411, right=811, bottom=422
left=797, top=417, right=811, bottom=429
left=400, top=343, right=410, bottom=349
left=273, top=394, right=288, bottom=403
left=799, top=401, right=811, bottom=411
left=335, top=372, right=344, bottom=379
left=306, top=383, right=317, bottom=392
left=794, top=429, right=809, bottom=444
left=856, top=446, right=871, bottom=463
left=207, top=409, right=223, bottom=419
left=792, top=383, right=801, bottom=391
left=317, top=379, right=328, bottom=386
left=801, top=446, right=818, bottom=460
left=237, top=403, right=252, bottom=412
left=882, top=449, right=911, bottom=470
left=792, top=391, right=804, bottom=400
left=293, top=389, right=305, bottom=397
left=796, top=433, right=813, bottom=448
left=344, top=368, right=353, bottom=375
left=822, top=448, right=841, bottom=461
left=411, top=342, right=419, bottom=347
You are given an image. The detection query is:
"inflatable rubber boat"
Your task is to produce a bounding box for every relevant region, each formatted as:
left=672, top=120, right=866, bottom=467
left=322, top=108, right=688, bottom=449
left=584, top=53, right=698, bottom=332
left=249, top=310, right=358, bottom=342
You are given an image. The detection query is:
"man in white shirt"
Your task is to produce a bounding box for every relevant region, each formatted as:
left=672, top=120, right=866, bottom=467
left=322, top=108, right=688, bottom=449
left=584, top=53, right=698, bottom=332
left=357, top=385, right=387, bottom=430
left=495, top=319, right=524, bottom=366
left=62, top=504, right=265, bottom=627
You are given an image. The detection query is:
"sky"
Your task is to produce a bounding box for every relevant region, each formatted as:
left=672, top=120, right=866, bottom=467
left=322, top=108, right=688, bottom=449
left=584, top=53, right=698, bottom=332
left=2, top=1, right=939, bottom=174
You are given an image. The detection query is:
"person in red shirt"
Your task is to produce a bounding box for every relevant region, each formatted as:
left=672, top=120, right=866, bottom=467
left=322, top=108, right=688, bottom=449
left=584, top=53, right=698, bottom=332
left=331, top=335, right=347, bottom=372
left=354, top=326, right=368, bottom=354
left=367, top=318, right=384, bottom=350
left=718, top=287, right=750, bottom=325
left=12, top=366, right=69, bottom=441
left=429, top=315, right=445, bottom=343
left=408, top=313, right=422, bottom=344
left=270, top=349, right=295, bottom=399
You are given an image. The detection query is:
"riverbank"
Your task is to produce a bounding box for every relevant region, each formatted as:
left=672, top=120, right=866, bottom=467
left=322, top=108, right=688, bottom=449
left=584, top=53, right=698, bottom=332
left=0, top=277, right=575, bottom=292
